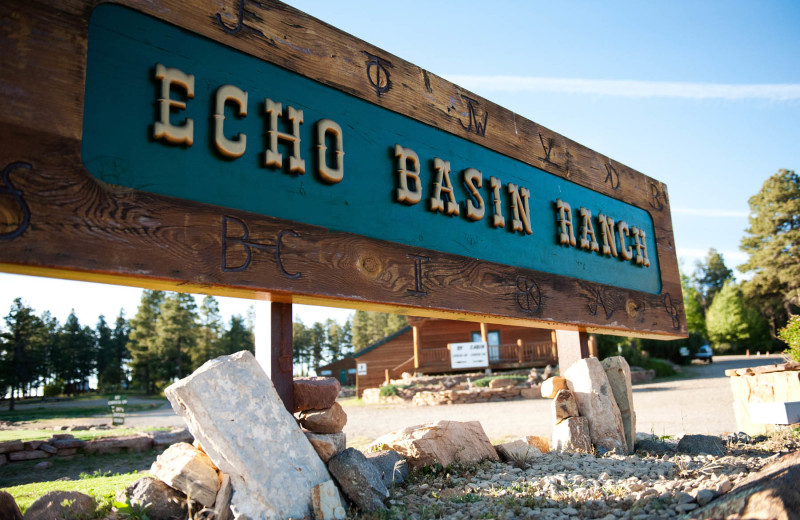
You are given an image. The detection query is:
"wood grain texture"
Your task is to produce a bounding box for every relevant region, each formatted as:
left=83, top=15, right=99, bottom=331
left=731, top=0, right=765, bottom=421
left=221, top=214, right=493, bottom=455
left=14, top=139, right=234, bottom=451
left=0, top=0, right=686, bottom=338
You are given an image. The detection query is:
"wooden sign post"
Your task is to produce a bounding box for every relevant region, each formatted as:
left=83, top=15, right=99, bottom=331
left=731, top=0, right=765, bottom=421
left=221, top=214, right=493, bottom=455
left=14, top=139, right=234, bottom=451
left=0, top=0, right=686, bottom=406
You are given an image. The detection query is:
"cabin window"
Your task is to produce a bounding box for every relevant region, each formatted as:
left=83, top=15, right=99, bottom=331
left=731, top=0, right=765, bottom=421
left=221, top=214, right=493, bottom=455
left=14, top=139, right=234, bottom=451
left=471, top=330, right=500, bottom=362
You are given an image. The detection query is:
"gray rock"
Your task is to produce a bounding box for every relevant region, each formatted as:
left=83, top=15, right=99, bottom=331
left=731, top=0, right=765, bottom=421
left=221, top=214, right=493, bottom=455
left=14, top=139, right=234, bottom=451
left=635, top=439, right=675, bottom=454
left=676, top=435, right=724, bottom=456
left=695, top=488, right=717, bottom=506
left=328, top=448, right=389, bottom=512
left=364, top=450, right=410, bottom=487
left=164, top=351, right=331, bottom=519
left=305, top=431, right=346, bottom=463
left=23, top=491, right=96, bottom=520
left=552, top=416, right=593, bottom=453
left=126, top=476, right=188, bottom=520
left=601, top=356, right=636, bottom=454
left=0, top=490, right=22, bottom=520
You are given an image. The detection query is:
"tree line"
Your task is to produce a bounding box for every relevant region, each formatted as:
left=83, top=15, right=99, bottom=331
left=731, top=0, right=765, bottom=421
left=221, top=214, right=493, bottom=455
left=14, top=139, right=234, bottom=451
left=599, top=169, right=799, bottom=362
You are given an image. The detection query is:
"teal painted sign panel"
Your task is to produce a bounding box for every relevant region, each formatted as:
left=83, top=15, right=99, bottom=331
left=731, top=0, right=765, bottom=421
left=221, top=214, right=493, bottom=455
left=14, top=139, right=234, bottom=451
left=81, top=4, right=661, bottom=294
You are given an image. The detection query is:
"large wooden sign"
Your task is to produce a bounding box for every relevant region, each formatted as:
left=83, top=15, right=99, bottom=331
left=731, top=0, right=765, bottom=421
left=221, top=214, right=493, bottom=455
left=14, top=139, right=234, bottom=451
left=0, top=0, right=686, bottom=339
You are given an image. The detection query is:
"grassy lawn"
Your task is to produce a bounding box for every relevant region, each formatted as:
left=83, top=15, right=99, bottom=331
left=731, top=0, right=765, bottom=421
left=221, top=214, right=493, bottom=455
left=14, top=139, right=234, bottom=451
left=0, top=427, right=170, bottom=443
left=0, top=403, right=162, bottom=423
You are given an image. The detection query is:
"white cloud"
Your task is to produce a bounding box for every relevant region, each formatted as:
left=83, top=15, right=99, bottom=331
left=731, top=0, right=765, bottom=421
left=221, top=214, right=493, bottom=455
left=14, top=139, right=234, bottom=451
left=444, top=76, right=800, bottom=102
left=672, top=207, right=749, bottom=218
left=677, top=247, right=748, bottom=265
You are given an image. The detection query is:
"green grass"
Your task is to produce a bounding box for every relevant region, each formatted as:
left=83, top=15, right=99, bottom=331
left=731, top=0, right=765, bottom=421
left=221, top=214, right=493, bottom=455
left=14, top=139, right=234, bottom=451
left=3, top=471, right=146, bottom=513
left=0, top=403, right=161, bottom=423
left=472, top=374, right=528, bottom=388
left=0, top=427, right=170, bottom=443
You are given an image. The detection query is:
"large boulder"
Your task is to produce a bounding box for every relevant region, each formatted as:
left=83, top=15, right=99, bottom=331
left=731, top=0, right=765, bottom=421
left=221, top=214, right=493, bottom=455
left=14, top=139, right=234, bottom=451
left=677, top=434, right=725, bottom=456
left=328, top=448, right=388, bottom=512
left=299, top=402, right=348, bottom=434
left=601, top=356, right=636, bottom=454
left=0, top=491, right=22, bottom=520
left=564, top=357, right=628, bottom=454
left=552, top=416, right=593, bottom=453
left=23, top=491, right=95, bottom=520
left=293, top=377, right=341, bottom=413
left=369, top=420, right=499, bottom=469
left=125, top=476, right=188, bottom=520
left=693, top=450, right=800, bottom=519
left=364, top=450, right=410, bottom=487
left=164, top=351, right=332, bottom=519
left=150, top=442, right=220, bottom=508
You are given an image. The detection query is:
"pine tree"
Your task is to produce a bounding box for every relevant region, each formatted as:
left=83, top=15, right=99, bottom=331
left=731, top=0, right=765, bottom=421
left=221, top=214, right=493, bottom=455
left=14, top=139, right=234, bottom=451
left=154, top=293, right=197, bottom=383
left=55, top=311, right=96, bottom=395
left=0, top=299, right=49, bottom=410
left=740, top=169, right=800, bottom=335
left=694, top=248, right=733, bottom=311
left=350, top=310, right=370, bottom=351
left=293, top=319, right=312, bottom=375
left=195, top=295, right=222, bottom=368
left=218, top=315, right=255, bottom=356
left=97, top=311, right=129, bottom=392
left=127, top=290, right=165, bottom=393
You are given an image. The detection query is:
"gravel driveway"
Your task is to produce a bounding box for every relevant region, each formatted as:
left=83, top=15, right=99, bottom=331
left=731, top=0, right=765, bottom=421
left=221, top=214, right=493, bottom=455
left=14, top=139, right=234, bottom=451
left=341, top=354, right=786, bottom=443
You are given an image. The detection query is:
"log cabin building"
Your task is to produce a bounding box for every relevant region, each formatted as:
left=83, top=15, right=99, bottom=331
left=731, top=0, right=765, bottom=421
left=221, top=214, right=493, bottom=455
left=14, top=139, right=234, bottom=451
left=352, top=317, right=558, bottom=396
left=316, top=357, right=357, bottom=386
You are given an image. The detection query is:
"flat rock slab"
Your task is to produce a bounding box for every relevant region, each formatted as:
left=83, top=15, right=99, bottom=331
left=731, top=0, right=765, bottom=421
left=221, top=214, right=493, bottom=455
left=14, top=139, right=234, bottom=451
left=370, top=420, right=499, bottom=469
left=294, top=377, right=341, bottom=413
left=488, top=378, right=517, bottom=389
left=677, top=434, right=725, bottom=456
left=305, top=431, right=346, bottom=463
left=83, top=435, right=152, bottom=454
left=602, top=356, right=636, bottom=454
left=151, top=442, right=220, bottom=508
left=8, top=449, right=49, bottom=461
left=364, top=450, right=410, bottom=487
left=0, top=441, right=23, bottom=454
left=165, top=350, right=331, bottom=519
left=693, top=450, right=800, bottom=519
left=299, top=402, right=347, bottom=434
left=328, top=448, right=388, bottom=512
left=565, top=357, right=628, bottom=454
left=495, top=440, right=542, bottom=463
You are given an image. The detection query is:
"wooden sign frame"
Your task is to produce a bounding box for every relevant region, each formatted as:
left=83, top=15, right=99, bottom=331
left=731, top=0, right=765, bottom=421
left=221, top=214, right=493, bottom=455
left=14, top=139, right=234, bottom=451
left=0, top=0, right=686, bottom=339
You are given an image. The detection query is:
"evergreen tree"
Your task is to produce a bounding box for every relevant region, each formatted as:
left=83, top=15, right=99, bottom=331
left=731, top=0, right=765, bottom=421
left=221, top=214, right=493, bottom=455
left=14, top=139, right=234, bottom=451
left=0, top=299, right=49, bottom=410
left=98, top=311, right=129, bottom=392
left=154, top=292, right=197, bottom=383
left=55, top=311, right=96, bottom=395
left=293, top=319, right=312, bottom=375
left=218, top=315, right=255, bottom=356
left=694, top=248, right=733, bottom=311
left=351, top=311, right=407, bottom=351
left=309, top=321, right=327, bottom=371
left=95, top=315, right=113, bottom=385
left=195, top=295, right=222, bottom=368
left=740, top=169, right=800, bottom=335
left=681, top=273, right=707, bottom=339
left=127, top=290, right=165, bottom=393
left=385, top=314, right=408, bottom=336
left=39, top=310, right=60, bottom=386
left=350, top=310, right=370, bottom=351
left=706, top=282, right=770, bottom=351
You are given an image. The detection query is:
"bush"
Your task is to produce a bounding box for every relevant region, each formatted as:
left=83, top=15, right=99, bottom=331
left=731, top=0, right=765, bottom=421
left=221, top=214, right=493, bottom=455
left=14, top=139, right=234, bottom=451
left=778, top=315, right=800, bottom=362
left=472, top=375, right=528, bottom=388
left=643, top=358, right=676, bottom=378
left=379, top=385, right=398, bottom=397
left=42, top=380, right=64, bottom=398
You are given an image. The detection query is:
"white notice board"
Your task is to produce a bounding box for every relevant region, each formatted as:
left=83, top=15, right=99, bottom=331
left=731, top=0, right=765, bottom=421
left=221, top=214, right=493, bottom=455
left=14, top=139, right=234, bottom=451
left=449, top=341, right=489, bottom=369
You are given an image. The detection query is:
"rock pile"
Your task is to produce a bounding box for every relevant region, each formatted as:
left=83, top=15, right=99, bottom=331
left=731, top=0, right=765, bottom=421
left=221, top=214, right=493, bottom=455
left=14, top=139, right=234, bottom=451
left=295, top=376, right=348, bottom=463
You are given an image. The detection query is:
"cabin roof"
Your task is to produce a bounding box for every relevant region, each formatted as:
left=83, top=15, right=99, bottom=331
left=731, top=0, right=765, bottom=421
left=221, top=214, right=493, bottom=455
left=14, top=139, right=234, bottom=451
left=352, top=325, right=413, bottom=358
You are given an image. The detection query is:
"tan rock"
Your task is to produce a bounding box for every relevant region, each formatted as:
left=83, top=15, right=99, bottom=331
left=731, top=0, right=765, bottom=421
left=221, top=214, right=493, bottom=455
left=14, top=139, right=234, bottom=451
left=211, top=473, right=232, bottom=520
left=151, top=442, right=220, bottom=508
left=602, top=356, right=636, bottom=454
left=541, top=376, right=569, bottom=398
left=552, top=416, right=593, bottom=453
left=525, top=435, right=550, bottom=454
left=521, top=385, right=542, bottom=399
left=0, top=441, right=23, bottom=454
left=369, top=420, right=499, bottom=469
left=553, top=389, right=579, bottom=424
left=311, top=480, right=347, bottom=520
left=495, top=440, right=541, bottom=463
left=304, top=431, right=346, bottom=462
left=84, top=435, right=152, bottom=454
left=488, top=378, right=517, bottom=389
left=299, top=402, right=348, bottom=434
left=8, top=450, right=49, bottom=461
left=293, top=376, right=342, bottom=413
left=565, top=357, right=628, bottom=454
left=164, top=351, right=332, bottom=519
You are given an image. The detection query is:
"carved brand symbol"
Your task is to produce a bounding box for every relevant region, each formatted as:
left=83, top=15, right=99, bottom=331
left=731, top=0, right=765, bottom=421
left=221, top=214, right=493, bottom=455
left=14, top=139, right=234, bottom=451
left=363, top=51, right=392, bottom=97
left=604, top=163, right=620, bottom=190
left=407, top=254, right=429, bottom=296
left=0, top=162, right=32, bottom=240
left=663, top=293, right=681, bottom=330
left=539, top=133, right=556, bottom=165
left=588, top=288, right=615, bottom=320
left=459, top=95, right=488, bottom=137
left=650, top=183, right=665, bottom=211
left=221, top=216, right=300, bottom=278
left=216, top=0, right=255, bottom=34
left=515, top=277, right=542, bottom=314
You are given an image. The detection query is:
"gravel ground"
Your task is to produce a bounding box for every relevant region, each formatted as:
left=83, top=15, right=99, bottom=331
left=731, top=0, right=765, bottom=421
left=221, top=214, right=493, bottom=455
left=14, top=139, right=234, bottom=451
left=364, top=431, right=799, bottom=520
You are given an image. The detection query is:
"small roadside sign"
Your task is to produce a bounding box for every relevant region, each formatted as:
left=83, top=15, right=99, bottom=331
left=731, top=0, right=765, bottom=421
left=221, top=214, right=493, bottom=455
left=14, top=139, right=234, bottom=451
left=107, top=394, right=128, bottom=425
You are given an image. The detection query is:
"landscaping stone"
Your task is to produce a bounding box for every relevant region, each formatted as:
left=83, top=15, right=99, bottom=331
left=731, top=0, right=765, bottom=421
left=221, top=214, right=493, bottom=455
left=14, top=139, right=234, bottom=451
left=565, top=357, right=628, bottom=454
left=34, top=461, right=52, bottom=469
left=294, top=376, right=342, bottom=413
left=677, top=434, right=725, bottom=456
left=365, top=449, right=410, bottom=487
left=8, top=449, right=49, bottom=461
left=84, top=435, right=152, bottom=454
left=328, top=448, right=388, bottom=512
left=552, top=416, right=593, bottom=453
left=23, top=440, right=43, bottom=450
left=0, top=454, right=6, bottom=466
left=541, top=376, right=569, bottom=398
left=495, top=439, right=542, bottom=463
left=39, top=442, right=57, bottom=454
left=370, top=420, right=499, bottom=469
left=0, top=440, right=23, bottom=454
left=299, top=402, right=348, bottom=434
left=602, top=356, right=636, bottom=454
left=311, top=479, right=347, bottom=520
left=148, top=427, right=194, bottom=448
left=50, top=438, right=85, bottom=449
left=304, top=431, right=346, bottom=463
left=520, top=386, right=542, bottom=399
left=488, top=378, right=517, bottom=389
left=164, top=350, right=331, bottom=520
left=211, top=473, right=233, bottom=520
left=23, top=490, right=96, bottom=520
left=525, top=435, right=551, bottom=453
left=693, top=450, right=800, bottom=519
left=56, top=448, right=78, bottom=457
left=151, top=442, right=221, bottom=508
left=126, top=476, right=188, bottom=520
left=0, top=491, right=22, bottom=520
left=552, top=389, right=579, bottom=424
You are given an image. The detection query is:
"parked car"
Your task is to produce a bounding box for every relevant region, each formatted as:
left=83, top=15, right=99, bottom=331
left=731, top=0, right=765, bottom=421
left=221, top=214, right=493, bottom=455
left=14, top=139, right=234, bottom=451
left=680, top=345, right=713, bottom=363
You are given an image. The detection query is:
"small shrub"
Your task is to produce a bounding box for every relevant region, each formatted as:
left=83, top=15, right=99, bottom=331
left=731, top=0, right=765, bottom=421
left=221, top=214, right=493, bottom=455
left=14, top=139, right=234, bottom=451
left=42, top=380, right=64, bottom=398
left=644, top=358, right=676, bottom=378
left=778, top=315, right=800, bottom=362
left=379, top=385, right=398, bottom=397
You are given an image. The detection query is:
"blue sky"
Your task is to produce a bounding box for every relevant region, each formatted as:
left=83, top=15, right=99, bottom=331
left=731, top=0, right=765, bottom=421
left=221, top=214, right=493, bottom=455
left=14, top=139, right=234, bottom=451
left=2, top=0, right=799, bottom=327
